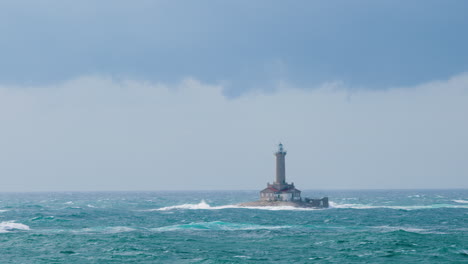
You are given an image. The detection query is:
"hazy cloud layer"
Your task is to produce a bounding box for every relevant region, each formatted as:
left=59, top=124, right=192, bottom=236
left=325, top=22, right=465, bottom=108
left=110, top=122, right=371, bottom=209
left=1, top=74, right=467, bottom=191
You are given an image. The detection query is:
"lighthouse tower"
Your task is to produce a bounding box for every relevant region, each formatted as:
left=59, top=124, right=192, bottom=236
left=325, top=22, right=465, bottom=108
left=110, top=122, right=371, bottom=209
left=260, top=143, right=301, bottom=201
left=275, top=143, right=287, bottom=186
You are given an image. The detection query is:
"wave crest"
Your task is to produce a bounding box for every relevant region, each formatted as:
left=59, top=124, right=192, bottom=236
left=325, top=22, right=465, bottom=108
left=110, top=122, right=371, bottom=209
left=154, top=200, right=215, bottom=211
left=452, top=199, right=468, bottom=204
left=0, top=221, right=30, bottom=233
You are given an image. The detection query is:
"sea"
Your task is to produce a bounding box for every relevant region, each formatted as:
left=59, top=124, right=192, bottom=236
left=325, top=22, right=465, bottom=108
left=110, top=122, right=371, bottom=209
left=0, top=189, right=467, bottom=263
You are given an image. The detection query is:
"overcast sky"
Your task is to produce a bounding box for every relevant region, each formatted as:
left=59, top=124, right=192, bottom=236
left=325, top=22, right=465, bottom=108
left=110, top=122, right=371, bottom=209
left=0, top=0, right=467, bottom=191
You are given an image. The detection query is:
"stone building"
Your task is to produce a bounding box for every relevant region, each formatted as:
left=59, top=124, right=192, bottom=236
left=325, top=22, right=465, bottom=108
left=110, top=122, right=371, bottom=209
left=260, top=143, right=302, bottom=201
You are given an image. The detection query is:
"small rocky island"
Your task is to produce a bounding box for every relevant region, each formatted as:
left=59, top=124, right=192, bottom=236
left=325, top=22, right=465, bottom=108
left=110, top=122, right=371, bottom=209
left=239, top=143, right=329, bottom=208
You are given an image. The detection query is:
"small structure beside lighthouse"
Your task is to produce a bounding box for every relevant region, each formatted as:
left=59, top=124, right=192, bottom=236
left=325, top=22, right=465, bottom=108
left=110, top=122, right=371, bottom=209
left=240, top=143, right=329, bottom=208
left=260, top=143, right=301, bottom=201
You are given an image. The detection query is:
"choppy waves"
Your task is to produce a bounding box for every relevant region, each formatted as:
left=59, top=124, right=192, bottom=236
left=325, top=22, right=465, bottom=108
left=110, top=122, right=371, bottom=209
left=21, top=222, right=289, bottom=234
left=1, top=191, right=466, bottom=263
left=371, top=225, right=448, bottom=234
left=29, top=222, right=450, bottom=234
left=329, top=202, right=468, bottom=210
left=151, top=221, right=290, bottom=232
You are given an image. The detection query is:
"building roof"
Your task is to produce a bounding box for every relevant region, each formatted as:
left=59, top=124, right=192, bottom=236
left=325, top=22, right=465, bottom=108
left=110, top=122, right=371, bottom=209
left=260, top=186, right=301, bottom=193
left=261, top=187, right=279, bottom=193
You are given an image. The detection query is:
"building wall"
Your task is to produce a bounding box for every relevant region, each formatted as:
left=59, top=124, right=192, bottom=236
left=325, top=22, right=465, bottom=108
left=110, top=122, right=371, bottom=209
left=260, top=190, right=301, bottom=201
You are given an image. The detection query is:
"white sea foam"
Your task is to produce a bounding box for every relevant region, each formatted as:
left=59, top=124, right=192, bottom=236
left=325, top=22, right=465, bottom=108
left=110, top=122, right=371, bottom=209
left=147, top=200, right=320, bottom=211
left=329, top=201, right=468, bottom=210
left=154, top=200, right=214, bottom=210
left=0, top=210, right=8, bottom=213
left=0, top=221, right=30, bottom=233
left=452, top=199, right=468, bottom=204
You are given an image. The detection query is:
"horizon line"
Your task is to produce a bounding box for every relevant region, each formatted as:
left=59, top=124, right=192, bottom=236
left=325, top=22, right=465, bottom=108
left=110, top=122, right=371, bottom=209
left=0, top=188, right=467, bottom=194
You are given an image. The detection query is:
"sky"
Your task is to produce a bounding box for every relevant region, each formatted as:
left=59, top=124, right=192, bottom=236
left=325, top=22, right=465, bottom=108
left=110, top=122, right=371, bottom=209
left=0, top=0, right=467, bottom=191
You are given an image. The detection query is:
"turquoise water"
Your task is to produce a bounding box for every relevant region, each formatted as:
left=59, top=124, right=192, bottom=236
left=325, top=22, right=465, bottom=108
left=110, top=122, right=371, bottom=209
left=0, top=190, right=467, bottom=263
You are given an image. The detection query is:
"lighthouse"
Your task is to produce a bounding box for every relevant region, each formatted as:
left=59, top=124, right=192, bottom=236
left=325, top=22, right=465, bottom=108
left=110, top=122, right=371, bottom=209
left=260, top=143, right=301, bottom=201
left=238, top=142, right=329, bottom=208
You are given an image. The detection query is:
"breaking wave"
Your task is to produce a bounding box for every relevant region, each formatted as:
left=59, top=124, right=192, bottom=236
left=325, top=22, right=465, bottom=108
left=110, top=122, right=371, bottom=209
left=152, top=200, right=218, bottom=210
left=452, top=199, right=468, bottom=204
left=147, top=200, right=320, bottom=211
left=151, top=221, right=290, bottom=232
left=0, top=221, right=30, bottom=233
left=329, top=202, right=468, bottom=210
